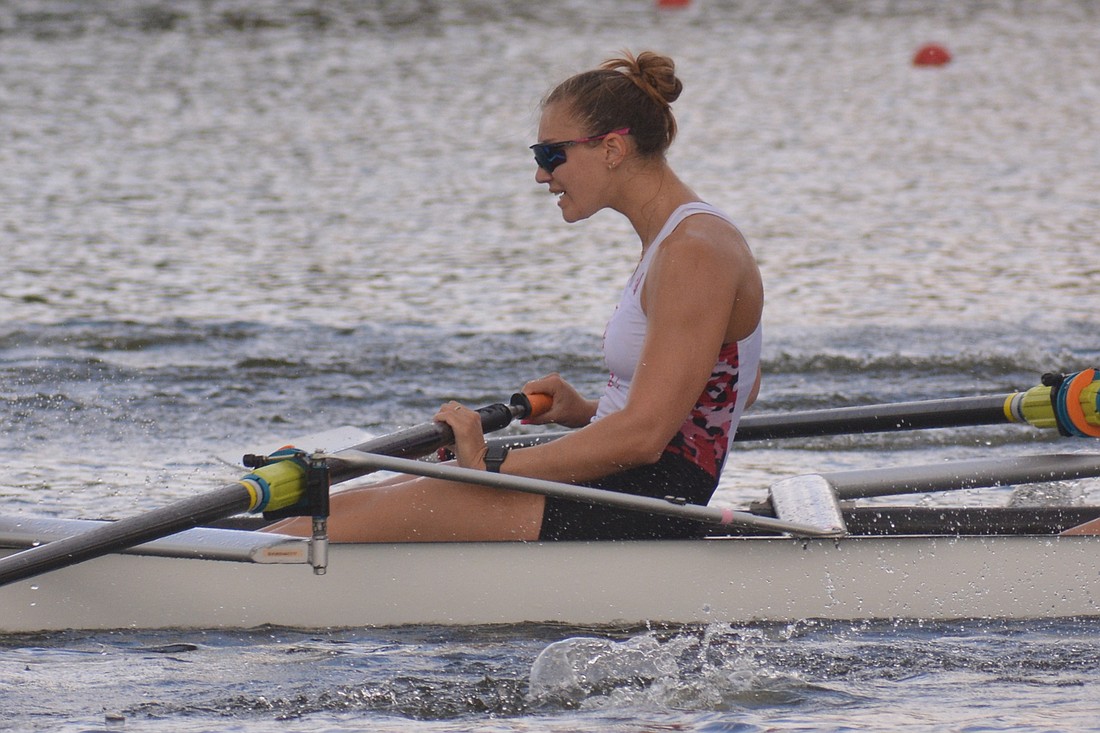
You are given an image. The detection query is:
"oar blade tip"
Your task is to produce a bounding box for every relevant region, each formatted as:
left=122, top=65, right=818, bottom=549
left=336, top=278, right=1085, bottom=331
left=768, top=474, right=848, bottom=537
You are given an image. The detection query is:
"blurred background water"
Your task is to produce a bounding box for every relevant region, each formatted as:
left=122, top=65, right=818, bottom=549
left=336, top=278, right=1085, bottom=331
left=1, top=0, right=1099, bottom=730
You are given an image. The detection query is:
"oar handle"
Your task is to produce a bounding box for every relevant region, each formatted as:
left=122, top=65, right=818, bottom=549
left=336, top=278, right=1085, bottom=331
left=320, top=393, right=549, bottom=485
left=511, top=392, right=552, bottom=421
left=347, top=394, right=548, bottom=458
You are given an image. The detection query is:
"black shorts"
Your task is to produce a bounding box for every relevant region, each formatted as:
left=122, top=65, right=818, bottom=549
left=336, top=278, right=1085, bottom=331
left=538, top=452, right=717, bottom=541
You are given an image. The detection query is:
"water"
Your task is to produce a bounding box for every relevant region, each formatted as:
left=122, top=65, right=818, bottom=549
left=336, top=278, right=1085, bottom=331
left=4, top=620, right=1100, bottom=732
left=2, top=0, right=1100, bottom=730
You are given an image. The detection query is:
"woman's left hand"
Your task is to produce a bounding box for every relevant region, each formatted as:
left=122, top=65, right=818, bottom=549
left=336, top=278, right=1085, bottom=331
left=434, top=401, right=488, bottom=470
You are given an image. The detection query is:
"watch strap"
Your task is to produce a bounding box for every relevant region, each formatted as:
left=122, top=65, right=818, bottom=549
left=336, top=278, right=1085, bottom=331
left=484, top=443, right=510, bottom=473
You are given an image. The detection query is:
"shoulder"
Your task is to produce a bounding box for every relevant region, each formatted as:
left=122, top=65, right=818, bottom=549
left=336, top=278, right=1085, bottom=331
left=654, top=211, right=752, bottom=272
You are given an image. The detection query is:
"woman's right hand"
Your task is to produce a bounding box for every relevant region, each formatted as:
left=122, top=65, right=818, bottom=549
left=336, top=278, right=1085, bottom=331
left=521, top=373, right=597, bottom=428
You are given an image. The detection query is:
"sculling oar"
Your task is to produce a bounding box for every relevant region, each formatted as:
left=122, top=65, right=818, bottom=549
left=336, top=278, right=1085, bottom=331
left=735, top=370, right=1100, bottom=441
left=0, top=394, right=551, bottom=589
left=252, top=372, right=1100, bottom=457
left=480, top=371, right=1100, bottom=452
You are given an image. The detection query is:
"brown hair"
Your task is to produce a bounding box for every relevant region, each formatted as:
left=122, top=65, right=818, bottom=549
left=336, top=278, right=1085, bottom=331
left=543, top=50, right=682, bottom=158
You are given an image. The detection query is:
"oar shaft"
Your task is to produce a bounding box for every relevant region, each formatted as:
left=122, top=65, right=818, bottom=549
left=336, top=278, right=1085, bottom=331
left=490, top=395, right=1023, bottom=446
left=736, top=395, right=1011, bottom=441
left=736, top=380, right=1100, bottom=441
left=0, top=484, right=253, bottom=587
left=823, top=453, right=1100, bottom=499
left=493, top=383, right=1100, bottom=446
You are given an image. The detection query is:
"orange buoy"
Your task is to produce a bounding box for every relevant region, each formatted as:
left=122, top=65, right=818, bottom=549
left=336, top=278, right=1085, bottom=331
left=913, top=43, right=952, bottom=67
left=657, top=0, right=691, bottom=7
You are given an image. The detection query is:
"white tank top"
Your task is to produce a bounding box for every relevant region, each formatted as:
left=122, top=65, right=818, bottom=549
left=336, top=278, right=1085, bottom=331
left=594, top=202, right=763, bottom=475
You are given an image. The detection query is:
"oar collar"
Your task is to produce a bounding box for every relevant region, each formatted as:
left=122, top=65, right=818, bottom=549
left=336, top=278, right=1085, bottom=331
left=1043, top=369, right=1100, bottom=438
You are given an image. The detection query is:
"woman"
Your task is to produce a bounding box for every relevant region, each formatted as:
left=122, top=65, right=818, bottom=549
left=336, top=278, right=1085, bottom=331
left=270, top=50, right=763, bottom=542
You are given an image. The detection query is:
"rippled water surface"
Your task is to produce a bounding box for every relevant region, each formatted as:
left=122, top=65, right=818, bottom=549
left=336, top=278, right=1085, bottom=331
left=2, top=0, right=1100, bottom=730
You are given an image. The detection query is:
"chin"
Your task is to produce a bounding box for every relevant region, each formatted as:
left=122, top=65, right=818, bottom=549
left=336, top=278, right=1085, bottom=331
left=559, top=202, right=592, bottom=224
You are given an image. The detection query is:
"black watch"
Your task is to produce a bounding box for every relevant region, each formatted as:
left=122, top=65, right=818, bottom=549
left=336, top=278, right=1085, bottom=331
left=484, top=443, right=510, bottom=473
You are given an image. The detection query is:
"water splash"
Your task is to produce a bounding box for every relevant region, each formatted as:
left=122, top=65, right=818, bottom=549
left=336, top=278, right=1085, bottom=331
left=527, top=625, right=830, bottom=712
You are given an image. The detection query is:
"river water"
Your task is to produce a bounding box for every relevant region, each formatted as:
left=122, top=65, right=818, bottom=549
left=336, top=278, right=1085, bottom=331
left=2, top=0, right=1099, bottom=730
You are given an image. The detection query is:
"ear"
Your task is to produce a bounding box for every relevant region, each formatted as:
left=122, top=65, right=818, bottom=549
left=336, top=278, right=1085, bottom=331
left=603, top=132, right=629, bottom=169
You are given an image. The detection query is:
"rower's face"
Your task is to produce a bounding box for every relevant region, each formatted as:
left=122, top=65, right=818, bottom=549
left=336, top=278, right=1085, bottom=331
left=532, top=102, right=609, bottom=223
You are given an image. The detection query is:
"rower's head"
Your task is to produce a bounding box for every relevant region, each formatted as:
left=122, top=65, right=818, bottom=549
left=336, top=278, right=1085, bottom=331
left=532, top=51, right=681, bottom=177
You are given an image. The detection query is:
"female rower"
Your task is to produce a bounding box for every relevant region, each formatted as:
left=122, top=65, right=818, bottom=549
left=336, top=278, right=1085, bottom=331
left=269, top=50, right=763, bottom=542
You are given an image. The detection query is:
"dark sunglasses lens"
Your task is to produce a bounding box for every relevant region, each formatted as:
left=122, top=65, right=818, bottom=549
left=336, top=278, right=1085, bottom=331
left=533, top=144, right=566, bottom=173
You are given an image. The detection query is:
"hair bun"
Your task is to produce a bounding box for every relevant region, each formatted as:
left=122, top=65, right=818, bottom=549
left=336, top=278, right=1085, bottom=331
left=603, top=50, right=682, bottom=107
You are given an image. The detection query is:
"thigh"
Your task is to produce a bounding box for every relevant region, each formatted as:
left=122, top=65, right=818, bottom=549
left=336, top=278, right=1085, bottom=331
left=269, top=474, right=546, bottom=543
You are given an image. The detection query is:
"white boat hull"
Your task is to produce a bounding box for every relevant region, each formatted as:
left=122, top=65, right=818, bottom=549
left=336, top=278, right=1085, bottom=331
left=3, top=531, right=1099, bottom=633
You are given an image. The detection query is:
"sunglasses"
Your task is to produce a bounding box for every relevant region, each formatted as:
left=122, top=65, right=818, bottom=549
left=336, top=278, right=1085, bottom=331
left=530, top=127, right=631, bottom=173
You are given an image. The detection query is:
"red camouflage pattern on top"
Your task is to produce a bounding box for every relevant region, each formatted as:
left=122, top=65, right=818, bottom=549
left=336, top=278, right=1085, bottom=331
left=663, top=340, right=742, bottom=478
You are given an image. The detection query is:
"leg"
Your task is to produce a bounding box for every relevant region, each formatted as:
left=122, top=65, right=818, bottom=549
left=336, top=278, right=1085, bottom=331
left=264, top=474, right=546, bottom=542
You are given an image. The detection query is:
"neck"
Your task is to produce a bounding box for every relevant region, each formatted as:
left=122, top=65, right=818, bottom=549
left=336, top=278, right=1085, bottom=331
left=613, top=163, right=699, bottom=253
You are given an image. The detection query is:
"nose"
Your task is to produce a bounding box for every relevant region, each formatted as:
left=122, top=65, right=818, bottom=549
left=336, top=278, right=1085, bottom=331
left=535, top=165, right=552, bottom=184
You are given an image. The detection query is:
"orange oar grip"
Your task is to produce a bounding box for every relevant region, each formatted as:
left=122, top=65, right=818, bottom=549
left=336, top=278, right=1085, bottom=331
left=523, top=392, right=553, bottom=419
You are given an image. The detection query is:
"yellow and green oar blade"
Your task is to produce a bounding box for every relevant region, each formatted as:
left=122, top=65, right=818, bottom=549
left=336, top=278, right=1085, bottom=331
left=736, top=372, right=1100, bottom=441
left=0, top=394, right=551, bottom=589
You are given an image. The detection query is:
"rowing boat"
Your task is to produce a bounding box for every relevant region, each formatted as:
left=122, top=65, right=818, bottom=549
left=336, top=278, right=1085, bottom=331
left=1, top=507, right=1099, bottom=632
left=2, top=455, right=1100, bottom=633
left=2, top=377, right=1098, bottom=633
